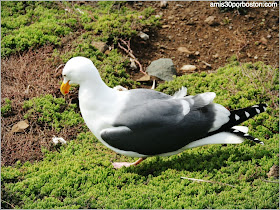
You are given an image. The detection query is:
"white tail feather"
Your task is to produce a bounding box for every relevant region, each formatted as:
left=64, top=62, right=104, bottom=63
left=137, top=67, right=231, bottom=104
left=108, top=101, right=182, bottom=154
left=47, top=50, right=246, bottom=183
left=160, top=132, right=244, bottom=157
left=185, top=132, right=244, bottom=149
left=172, top=86, right=188, bottom=99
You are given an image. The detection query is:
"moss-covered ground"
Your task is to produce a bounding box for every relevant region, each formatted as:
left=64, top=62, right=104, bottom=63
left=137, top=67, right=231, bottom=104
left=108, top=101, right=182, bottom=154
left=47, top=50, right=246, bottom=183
left=1, top=1, right=279, bottom=209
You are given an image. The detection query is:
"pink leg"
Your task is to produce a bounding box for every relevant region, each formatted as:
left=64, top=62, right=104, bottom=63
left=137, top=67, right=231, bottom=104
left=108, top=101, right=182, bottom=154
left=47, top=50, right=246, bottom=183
left=113, top=158, right=146, bottom=169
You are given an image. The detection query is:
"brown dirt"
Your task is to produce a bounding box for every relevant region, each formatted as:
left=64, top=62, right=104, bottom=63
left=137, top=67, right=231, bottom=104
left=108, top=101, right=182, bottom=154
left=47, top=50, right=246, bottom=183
left=128, top=1, right=279, bottom=81
left=1, top=1, right=279, bottom=166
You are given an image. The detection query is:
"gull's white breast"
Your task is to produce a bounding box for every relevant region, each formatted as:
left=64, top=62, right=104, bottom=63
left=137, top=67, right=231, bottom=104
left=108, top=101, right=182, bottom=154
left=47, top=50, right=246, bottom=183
left=78, top=88, right=128, bottom=140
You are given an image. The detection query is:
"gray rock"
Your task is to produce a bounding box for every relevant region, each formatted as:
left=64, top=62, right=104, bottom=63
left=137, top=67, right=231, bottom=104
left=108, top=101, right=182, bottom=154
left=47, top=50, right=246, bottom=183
left=146, top=58, right=176, bottom=81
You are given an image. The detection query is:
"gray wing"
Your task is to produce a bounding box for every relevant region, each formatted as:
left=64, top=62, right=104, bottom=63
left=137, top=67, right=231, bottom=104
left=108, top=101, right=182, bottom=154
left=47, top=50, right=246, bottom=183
left=101, top=91, right=217, bottom=156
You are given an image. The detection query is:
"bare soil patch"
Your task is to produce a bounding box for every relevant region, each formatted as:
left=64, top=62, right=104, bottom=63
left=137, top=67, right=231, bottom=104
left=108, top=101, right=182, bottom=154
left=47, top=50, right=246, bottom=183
left=128, top=1, right=279, bottom=80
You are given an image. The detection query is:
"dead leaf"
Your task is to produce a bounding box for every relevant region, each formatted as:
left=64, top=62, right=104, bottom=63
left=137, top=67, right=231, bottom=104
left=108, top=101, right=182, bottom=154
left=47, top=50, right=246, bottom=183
left=267, top=165, right=279, bottom=178
left=11, top=120, right=29, bottom=133
left=136, top=74, right=151, bottom=82
left=177, top=47, right=193, bottom=54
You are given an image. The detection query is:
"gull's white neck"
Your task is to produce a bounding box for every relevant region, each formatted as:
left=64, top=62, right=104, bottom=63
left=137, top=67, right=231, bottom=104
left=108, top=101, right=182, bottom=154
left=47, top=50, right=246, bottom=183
left=77, top=72, right=130, bottom=154
left=78, top=75, right=117, bottom=110
left=77, top=74, right=126, bottom=142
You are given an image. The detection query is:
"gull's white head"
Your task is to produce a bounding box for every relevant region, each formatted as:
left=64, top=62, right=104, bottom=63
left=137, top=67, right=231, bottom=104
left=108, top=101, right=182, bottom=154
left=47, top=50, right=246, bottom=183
left=60, top=57, right=99, bottom=95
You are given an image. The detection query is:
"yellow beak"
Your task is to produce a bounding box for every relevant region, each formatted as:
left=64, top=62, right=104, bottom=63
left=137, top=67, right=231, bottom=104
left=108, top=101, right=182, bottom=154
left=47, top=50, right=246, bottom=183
left=60, top=81, right=71, bottom=95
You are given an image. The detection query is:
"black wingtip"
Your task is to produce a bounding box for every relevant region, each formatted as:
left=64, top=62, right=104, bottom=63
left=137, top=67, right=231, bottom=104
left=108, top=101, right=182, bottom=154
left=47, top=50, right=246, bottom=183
left=229, top=103, right=268, bottom=127
left=209, top=103, right=268, bottom=135
left=251, top=103, right=268, bottom=113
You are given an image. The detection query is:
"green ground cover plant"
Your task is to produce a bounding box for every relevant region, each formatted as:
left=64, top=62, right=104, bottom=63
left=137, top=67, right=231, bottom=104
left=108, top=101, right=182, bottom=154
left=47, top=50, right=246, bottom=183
left=76, top=1, right=160, bottom=42
left=1, top=98, right=12, bottom=117
left=1, top=1, right=72, bottom=57
left=22, top=94, right=86, bottom=132
left=2, top=61, right=279, bottom=209
left=1, top=1, right=160, bottom=57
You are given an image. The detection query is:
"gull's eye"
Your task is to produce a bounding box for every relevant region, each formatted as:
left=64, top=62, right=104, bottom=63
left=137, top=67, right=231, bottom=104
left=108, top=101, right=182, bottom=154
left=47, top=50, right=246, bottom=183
left=63, top=74, right=66, bottom=77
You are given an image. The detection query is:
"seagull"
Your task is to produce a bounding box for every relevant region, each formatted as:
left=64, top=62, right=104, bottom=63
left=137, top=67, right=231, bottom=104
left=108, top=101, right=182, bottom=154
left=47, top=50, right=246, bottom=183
left=60, top=57, right=267, bottom=169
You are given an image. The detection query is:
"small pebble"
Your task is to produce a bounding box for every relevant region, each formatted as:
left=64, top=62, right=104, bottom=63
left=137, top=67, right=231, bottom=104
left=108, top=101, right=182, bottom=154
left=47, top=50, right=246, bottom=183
left=176, top=4, right=184, bottom=8
left=160, top=0, right=168, bottom=8
left=177, top=47, right=192, bottom=54
left=162, top=25, right=170, bottom=29
left=213, top=53, right=219, bottom=59
left=180, top=65, right=196, bottom=72
left=204, top=16, right=219, bottom=26
left=260, top=37, right=268, bottom=45
left=139, top=32, right=149, bottom=40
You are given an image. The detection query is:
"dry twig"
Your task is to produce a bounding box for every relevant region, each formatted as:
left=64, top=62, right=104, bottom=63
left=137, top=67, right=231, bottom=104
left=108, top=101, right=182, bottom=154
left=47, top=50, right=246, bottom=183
left=230, top=29, right=248, bottom=58
left=54, top=64, right=65, bottom=78
left=181, top=177, right=236, bottom=187
left=118, top=38, right=146, bottom=75
left=1, top=199, right=15, bottom=209
left=201, top=60, right=212, bottom=67
left=262, top=179, right=279, bottom=184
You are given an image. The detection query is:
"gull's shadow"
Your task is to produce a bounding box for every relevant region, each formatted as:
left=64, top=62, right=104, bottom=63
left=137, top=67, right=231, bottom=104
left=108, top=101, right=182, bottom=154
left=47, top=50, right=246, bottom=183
left=125, top=144, right=269, bottom=177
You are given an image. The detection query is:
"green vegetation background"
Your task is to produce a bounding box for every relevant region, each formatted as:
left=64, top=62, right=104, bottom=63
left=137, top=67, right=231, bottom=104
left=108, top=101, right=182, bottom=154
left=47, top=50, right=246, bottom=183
left=1, top=2, right=279, bottom=209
